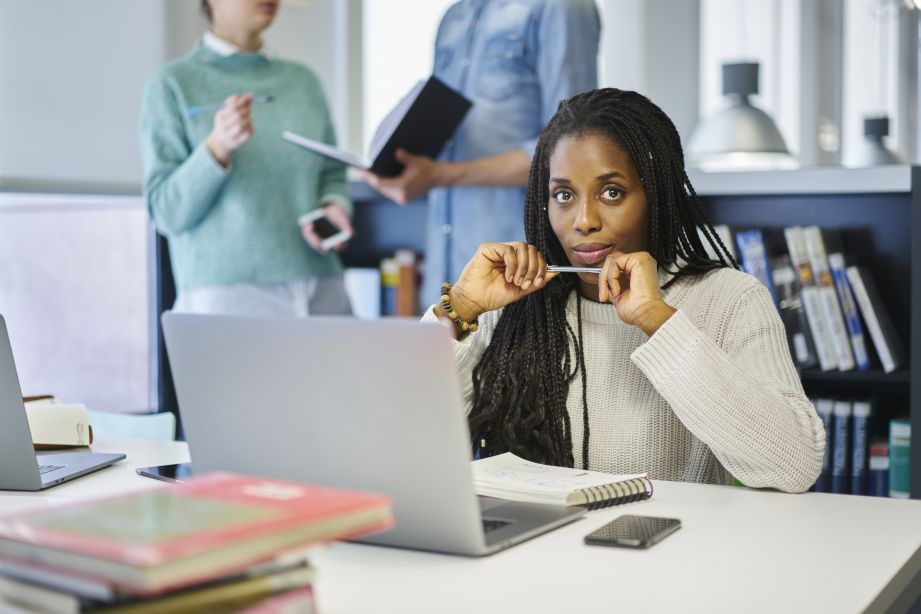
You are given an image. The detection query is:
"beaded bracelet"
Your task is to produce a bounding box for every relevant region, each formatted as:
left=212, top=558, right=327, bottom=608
left=440, top=282, right=479, bottom=337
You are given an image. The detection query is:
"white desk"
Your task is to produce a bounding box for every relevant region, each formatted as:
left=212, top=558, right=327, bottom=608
left=2, top=439, right=920, bottom=614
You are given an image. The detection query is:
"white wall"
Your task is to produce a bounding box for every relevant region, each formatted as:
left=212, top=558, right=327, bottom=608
left=0, top=0, right=352, bottom=189
left=0, top=1, right=170, bottom=188
left=599, top=0, right=700, bottom=142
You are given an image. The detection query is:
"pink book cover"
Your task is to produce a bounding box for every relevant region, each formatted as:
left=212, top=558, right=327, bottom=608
left=0, top=472, right=392, bottom=569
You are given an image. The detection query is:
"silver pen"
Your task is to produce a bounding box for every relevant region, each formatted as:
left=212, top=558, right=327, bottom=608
left=546, top=265, right=603, bottom=274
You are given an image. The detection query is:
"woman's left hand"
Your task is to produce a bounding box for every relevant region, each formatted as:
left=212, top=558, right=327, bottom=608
left=599, top=251, right=676, bottom=336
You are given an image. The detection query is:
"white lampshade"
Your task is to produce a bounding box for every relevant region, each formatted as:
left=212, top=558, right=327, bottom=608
left=849, top=116, right=903, bottom=167
left=688, top=62, right=795, bottom=171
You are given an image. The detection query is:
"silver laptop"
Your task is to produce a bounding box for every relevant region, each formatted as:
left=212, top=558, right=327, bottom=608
left=0, top=315, right=125, bottom=490
left=162, top=312, right=585, bottom=556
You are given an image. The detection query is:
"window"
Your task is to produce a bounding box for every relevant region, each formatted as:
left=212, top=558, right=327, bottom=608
left=362, top=0, right=456, bottom=155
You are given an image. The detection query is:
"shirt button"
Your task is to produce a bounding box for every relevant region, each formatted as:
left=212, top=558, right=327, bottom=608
left=461, top=58, right=471, bottom=67
left=442, top=224, right=453, bottom=235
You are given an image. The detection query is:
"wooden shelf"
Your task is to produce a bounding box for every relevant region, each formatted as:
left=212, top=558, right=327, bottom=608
left=798, top=368, right=910, bottom=386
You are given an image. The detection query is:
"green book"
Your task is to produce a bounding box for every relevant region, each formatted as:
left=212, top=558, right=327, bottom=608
left=889, top=419, right=911, bottom=498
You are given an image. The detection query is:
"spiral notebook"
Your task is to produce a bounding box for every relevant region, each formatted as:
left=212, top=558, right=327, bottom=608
left=472, top=453, right=653, bottom=510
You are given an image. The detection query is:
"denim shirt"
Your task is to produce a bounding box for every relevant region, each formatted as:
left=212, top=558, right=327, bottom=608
left=423, top=0, right=600, bottom=304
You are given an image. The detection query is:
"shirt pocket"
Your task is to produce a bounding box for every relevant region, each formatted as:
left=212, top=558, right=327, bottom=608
left=476, top=30, right=529, bottom=102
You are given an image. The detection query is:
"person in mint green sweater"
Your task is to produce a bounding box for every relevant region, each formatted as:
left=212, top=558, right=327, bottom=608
left=140, top=0, right=353, bottom=316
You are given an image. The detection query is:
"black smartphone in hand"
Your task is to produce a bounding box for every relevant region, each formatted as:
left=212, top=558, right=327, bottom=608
left=584, top=515, right=681, bottom=549
left=298, top=209, right=352, bottom=250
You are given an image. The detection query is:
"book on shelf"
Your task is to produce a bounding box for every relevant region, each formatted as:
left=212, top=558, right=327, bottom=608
left=783, top=227, right=838, bottom=371
left=850, top=400, right=873, bottom=496
left=827, top=251, right=871, bottom=371
left=889, top=419, right=911, bottom=499
left=395, top=248, right=417, bottom=317
left=22, top=398, right=93, bottom=449
left=0, top=472, right=393, bottom=595
left=380, top=257, right=399, bottom=316
left=771, top=256, right=818, bottom=368
left=812, top=398, right=834, bottom=493
left=472, top=452, right=652, bottom=509
left=802, top=226, right=855, bottom=371
left=845, top=265, right=906, bottom=374
left=375, top=250, right=423, bottom=317
left=734, top=229, right=778, bottom=306
left=343, top=268, right=382, bottom=320
left=869, top=441, right=890, bottom=498
left=831, top=400, right=852, bottom=494
left=282, top=75, right=472, bottom=177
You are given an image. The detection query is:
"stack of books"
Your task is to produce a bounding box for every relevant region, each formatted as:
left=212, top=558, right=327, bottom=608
left=809, top=398, right=910, bottom=498
left=346, top=248, right=423, bottom=319
left=714, top=223, right=905, bottom=374
left=0, top=472, right=392, bottom=613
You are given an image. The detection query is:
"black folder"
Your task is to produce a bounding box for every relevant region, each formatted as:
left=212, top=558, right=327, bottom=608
left=283, top=76, right=472, bottom=178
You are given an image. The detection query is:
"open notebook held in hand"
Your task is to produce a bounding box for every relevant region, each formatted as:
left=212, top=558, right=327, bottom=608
left=473, top=453, right=653, bottom=510
left=282, top=76, right=471, bottom=177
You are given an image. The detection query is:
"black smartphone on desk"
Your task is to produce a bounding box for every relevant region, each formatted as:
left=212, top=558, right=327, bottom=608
left=136, top=463, right=194, bottom=483
left=584, top=515, right=681, bottom=549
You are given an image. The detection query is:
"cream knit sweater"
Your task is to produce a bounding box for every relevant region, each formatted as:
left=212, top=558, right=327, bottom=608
left=423, top=267, right=826, bottom=494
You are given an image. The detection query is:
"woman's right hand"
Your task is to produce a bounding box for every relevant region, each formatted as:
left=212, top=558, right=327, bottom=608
left=205, top=93, right=254, bottom=168
left=447, top=242, right=558, bottom=322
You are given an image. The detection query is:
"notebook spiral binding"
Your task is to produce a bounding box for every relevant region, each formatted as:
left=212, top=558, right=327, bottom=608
left=575, top=477, right=654, bottom=510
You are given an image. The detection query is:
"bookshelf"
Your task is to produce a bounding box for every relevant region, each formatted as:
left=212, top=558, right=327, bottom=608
left=690, top=165, right=919, bottom=499
left=154, top=166, right=921, bottom=497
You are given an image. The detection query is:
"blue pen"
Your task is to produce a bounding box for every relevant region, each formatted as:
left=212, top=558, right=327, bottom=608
left=185, top=95, right=274, bottom=117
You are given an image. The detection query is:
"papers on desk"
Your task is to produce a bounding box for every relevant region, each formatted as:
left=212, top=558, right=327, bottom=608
left=473, top=453, right=652, bottom=509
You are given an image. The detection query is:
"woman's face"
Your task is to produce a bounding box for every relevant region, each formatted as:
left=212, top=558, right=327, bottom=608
left=547, top=132, right=649, bottom=297
left=210, top=0, right=280, bottom=35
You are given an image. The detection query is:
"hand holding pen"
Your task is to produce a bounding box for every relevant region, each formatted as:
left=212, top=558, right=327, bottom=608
left=445, top=242, right=562, bottom=323
left=204, top=93, right=257, bottom=168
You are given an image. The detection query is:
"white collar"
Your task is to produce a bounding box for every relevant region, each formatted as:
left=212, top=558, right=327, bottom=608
left=203, top=30, right=271, bottom=57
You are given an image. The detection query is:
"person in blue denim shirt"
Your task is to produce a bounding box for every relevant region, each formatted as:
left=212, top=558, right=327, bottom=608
left=363, top=0, right=600, bottom=305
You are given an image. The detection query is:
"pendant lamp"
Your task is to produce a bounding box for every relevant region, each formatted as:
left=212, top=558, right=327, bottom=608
left=687, top=62, right=795, bottom=171
left=851, top=116, right=903, bottom=166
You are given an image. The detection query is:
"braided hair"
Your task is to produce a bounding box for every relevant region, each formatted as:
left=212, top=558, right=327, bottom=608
left=468, top=88, right=737, bottom=469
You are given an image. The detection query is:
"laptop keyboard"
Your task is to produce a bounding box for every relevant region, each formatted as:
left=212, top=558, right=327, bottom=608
left=482, top=518, right=513, bottom=534
left=38, top=464, right=63, bottom=475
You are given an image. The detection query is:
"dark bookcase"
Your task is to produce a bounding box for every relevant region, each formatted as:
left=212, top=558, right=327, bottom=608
left=691, top=165, right=919, bottom=498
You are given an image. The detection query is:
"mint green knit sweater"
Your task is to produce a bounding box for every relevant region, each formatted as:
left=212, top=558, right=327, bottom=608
left=139, top=45, right=351, bottom=291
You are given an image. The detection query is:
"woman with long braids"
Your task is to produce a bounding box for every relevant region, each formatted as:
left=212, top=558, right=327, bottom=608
left=425, top=88, right=824, bottom=494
